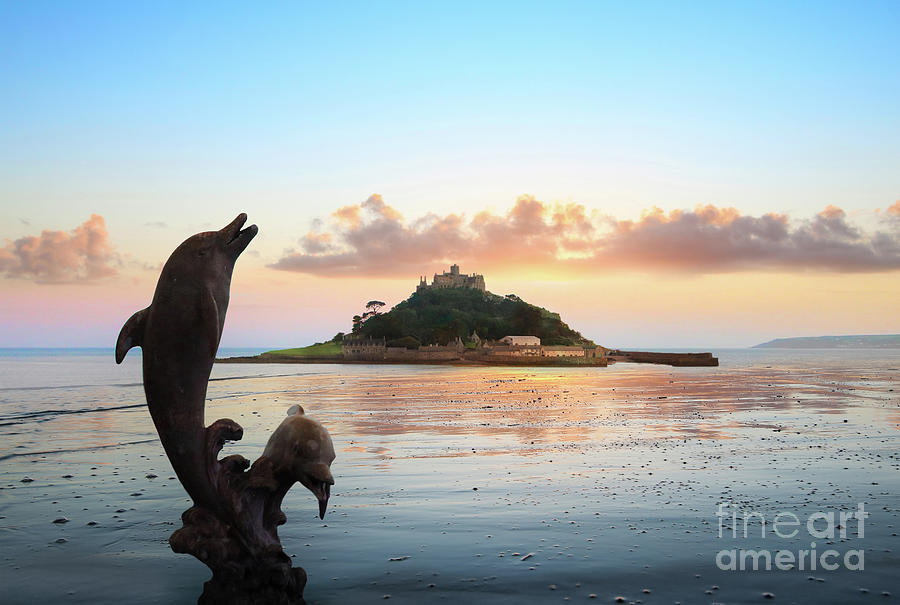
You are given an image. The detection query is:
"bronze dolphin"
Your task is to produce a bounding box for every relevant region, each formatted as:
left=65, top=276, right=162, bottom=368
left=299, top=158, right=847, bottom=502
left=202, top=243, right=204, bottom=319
left=263, top=405, right=335, bottom=519
left=115, top=213, right=257, bottom=511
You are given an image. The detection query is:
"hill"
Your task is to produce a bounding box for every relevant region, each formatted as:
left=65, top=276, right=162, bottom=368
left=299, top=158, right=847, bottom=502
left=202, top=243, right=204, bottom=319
left=263, top=341, right=342, bottom=357
left=354, top=287, right=595, bottom=347
left=753, top=334, right=900, bottom=349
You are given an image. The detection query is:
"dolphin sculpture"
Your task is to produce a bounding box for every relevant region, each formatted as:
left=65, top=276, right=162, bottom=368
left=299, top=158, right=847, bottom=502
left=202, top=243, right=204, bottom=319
left=263, top=405, right=335, bottom=520
left=115, top=213, right=258, bottom=511
left=115, top=215, right=336, bottom=604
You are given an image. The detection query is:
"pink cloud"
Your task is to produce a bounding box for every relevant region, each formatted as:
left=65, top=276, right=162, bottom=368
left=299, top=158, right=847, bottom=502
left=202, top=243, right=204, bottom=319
left=0, top=214, right=119, bottom=284
left=269, top=195, right=900, bottom=278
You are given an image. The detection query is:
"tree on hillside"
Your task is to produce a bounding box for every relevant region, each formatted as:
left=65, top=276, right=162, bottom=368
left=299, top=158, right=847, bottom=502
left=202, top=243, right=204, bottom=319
left=352, top=300, right=387, bottom=334
left=358, top=300, right=387, bottom=323
left=365, top=300, right=386, bottom=315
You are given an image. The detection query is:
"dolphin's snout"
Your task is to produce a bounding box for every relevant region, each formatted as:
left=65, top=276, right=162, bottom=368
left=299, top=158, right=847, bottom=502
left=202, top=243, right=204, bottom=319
left=315, top=482, right=331, bottom=519
left=222, top=213, right=257, bottom=256
left=221, top=213, right=247, bottom=234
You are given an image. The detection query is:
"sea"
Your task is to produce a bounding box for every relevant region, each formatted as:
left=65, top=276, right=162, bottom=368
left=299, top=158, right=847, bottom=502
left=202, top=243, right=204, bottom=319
left=0, top=348, right=897, bottom=604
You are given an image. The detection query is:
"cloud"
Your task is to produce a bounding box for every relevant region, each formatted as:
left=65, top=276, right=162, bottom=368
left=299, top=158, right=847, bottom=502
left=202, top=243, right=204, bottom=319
left=268, top=195, right=900, bottom=278
left=300, top=231, right=335, bottom=254
left=0, top=215, right=120, bottom=283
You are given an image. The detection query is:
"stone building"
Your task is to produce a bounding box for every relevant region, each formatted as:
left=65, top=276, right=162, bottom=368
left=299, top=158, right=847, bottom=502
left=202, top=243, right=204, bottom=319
left=478, top=337, right=608, bottom=361
left=342, top=334, right=465, bottom=361
left=341, top=333, right=607, bottom=365
left=417, top=264, right=485, bottom=292
left=541, top=346, right=587, bottom=357
left=341, top=336, right=386, bottom=360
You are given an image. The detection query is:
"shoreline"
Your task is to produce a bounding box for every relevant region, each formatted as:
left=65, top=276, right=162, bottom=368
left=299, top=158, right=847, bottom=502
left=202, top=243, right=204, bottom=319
left=215, top=355, right=610, bottom=367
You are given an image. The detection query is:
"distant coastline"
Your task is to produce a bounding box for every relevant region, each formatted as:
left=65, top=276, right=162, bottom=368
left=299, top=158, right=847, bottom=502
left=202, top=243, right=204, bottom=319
left=754, top=334, right=900, bottom=349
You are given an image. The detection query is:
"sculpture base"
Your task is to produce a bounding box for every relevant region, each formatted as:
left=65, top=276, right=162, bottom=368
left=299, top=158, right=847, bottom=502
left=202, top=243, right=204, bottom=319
left=198, top=566, right=307, bottom=605
left=171, top=504, right=307, bottom=605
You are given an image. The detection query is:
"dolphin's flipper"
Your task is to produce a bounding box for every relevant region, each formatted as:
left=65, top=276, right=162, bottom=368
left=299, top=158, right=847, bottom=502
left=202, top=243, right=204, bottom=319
left=115, top=307, right=149, bottom=364
left=201, top=287, right=221, bottom=356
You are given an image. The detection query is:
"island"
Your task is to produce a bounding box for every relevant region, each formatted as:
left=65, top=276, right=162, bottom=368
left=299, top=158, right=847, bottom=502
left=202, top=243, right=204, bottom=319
left=754, top=334, right=900, bottom=349
left=220, top=264, right=718, bottom=367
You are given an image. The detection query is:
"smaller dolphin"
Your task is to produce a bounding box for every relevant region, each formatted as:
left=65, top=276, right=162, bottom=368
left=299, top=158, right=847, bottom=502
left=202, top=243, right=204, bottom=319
left=115, top=213, right=257, bottom=511
left=263, top=405, right=336, bottom=519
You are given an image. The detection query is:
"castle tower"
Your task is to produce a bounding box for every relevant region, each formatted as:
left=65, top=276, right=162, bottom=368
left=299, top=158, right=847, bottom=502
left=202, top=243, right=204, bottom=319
left=417, top=264, right=485, bottom=292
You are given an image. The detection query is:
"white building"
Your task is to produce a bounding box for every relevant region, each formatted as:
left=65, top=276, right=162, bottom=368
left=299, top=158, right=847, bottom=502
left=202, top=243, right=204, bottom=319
left=500, top=335, right=541, bottom=346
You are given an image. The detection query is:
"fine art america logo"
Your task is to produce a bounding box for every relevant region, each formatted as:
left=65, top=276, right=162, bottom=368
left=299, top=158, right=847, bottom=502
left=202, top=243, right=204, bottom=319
left=715, top=502, right=867, bottom=571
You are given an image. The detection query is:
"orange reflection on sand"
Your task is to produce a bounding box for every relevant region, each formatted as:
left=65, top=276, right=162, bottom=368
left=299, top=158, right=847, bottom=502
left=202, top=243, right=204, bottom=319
left=201, top=361, right=895, bottom=467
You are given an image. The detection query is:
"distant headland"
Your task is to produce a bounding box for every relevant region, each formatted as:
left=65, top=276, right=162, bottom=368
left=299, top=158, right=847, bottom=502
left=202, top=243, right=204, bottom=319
left=220, top=264, right=717, bottom=367
left=754, top=334, right=900, bottom=349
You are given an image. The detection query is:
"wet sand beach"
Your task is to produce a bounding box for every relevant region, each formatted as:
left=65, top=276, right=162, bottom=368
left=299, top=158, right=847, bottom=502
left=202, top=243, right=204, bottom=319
left=0, top=349, right=898, bottom=604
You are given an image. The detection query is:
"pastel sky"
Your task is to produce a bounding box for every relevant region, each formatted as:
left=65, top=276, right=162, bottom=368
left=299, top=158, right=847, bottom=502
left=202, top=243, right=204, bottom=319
left=1, top=2, right=899, bottom=348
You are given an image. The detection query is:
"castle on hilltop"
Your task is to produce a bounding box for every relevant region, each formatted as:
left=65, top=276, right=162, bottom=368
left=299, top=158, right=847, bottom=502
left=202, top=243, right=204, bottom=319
left=417, top=264, right=485, bottom=292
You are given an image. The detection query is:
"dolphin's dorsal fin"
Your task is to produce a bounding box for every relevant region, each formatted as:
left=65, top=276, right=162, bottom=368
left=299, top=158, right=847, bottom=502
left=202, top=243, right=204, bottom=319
left=201, top=286, right=221, bottom=357
left=115, top=307, right=149, bottom=364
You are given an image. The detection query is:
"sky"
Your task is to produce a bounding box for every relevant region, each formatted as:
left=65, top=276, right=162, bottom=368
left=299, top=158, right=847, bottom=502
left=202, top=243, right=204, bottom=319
left=1, top=1, right=899, bottom=348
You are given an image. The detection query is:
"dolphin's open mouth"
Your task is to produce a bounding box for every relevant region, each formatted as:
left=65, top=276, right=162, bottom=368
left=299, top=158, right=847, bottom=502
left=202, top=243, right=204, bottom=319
left=222, top=213, right=258, bottom=256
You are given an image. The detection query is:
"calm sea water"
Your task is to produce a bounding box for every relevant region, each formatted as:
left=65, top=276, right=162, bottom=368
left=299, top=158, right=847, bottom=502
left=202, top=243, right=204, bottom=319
left=0, top=348, right=898, bottom=604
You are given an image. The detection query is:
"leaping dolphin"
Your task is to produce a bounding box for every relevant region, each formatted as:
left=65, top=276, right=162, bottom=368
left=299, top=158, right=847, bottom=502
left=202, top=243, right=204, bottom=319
left=115, top=213, right=258, bottom=511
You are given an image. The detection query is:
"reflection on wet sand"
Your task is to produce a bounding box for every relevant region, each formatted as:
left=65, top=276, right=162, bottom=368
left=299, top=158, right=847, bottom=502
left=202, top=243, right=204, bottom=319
left=223, top=363, right=896, bottom=454
left=1, top=351, right=897, bottom=604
